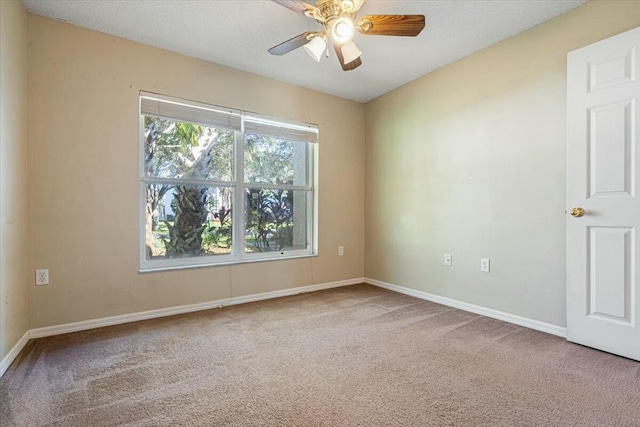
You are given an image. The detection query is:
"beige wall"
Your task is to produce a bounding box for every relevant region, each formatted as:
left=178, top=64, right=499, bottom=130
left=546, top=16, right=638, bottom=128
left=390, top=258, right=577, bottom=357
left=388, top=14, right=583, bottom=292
left=0, top=0, right=29, bottom=361
left=365, top=1, right=640, bottom=328
left=19, top=0, right=640, bottom=333
left=27, top=16, right=365, bottom=329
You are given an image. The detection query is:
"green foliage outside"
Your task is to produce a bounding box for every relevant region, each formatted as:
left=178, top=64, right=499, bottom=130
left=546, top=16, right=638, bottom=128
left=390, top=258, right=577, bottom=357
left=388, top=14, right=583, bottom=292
left=202, top=206, right=232, bottom=249
left=247, top=189, right=294, bottom=252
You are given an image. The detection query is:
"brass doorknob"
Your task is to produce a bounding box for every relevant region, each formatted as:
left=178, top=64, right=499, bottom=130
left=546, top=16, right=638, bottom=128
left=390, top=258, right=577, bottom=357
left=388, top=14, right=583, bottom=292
left=570, top=207, right=585, bottom=217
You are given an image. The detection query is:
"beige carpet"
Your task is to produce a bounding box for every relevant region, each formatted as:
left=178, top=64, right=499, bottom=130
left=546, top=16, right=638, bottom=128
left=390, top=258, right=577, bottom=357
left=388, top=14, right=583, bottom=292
left=1, top=284, right=639, bottom=426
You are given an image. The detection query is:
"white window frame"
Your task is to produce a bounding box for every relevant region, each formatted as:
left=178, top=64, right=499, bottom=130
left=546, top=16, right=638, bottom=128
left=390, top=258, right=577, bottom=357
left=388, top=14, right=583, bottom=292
left=139, top=92, right=318, bottom=272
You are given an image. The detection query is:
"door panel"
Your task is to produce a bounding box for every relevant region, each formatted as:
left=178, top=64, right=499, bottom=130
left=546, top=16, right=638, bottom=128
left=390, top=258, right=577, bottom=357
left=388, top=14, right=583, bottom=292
left=567, top=26, right=640, bottom=361
left=588, top=226, right=632, bottom=322
left=588, top=48, right=635, bottom=92
left=589, top=100, right=633, bottom=196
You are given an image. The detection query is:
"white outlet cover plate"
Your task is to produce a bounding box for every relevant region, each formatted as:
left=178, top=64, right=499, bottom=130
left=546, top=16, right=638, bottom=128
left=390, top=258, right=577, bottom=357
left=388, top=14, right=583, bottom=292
left=480, top=259, right=491, bottom=273
left=35, top=269, right=49, bottom=285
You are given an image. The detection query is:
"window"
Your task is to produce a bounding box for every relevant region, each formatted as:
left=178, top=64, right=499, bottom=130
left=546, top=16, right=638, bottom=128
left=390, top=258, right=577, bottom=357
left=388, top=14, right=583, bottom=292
left=140, top=92, right=317, bottom=271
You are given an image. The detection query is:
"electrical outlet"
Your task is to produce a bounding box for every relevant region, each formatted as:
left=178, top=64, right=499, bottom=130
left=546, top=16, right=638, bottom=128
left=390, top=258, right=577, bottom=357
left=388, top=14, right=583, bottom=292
left=480, top=259, right=490, bottom=273
left=35, top=269, right=49, bottom=285
left=338, top=246, right=344, bottom=256
left=444, top=253, right=452, bottom=267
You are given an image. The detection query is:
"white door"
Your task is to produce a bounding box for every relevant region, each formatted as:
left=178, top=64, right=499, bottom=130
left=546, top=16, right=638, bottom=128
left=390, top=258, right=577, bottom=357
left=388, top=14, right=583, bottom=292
left=567, top=26, right=640, bottom=361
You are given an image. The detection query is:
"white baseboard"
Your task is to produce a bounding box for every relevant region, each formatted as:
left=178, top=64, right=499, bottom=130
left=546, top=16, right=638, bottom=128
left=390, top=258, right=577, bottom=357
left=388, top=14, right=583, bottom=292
left=225, top=278, right=364, bottom=307
left=0, top=331, right=29, bottom=377
left=28, top=277, right=365, bottom=339
left=365, top=277, right=567, bottom=338
left=0, top=278, right=361, bottom=378
left=2, top=276, right=565, bottom=378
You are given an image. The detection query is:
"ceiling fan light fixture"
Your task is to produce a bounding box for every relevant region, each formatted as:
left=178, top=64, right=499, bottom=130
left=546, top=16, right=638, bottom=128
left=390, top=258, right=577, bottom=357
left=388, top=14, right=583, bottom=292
left=340, top=40, right=362, bottom=64
left=268, top=0, right=426, bottom=72
left=331, top=16, right=355, bottom=44
left=303, top=36, right=326, bottom=62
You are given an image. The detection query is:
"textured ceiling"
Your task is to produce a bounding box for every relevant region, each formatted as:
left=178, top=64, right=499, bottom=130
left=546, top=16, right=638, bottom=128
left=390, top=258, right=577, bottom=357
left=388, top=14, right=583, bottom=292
left=22, top=0, right=588, bottom=103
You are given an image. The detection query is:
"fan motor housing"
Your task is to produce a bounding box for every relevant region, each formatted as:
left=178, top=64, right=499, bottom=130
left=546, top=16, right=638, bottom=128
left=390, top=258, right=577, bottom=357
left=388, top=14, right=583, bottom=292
left=315, top=0, right=355, bottom=24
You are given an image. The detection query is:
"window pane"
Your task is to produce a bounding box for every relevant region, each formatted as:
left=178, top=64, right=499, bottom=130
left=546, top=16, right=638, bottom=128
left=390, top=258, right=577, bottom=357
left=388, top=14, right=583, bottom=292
left=144, top=184, right=233, bottom=259
left=244, top=188, right=308, bottom=253
left=144, top=116, right=234, bottom=181
left=244, top=134, right=308, bottom=186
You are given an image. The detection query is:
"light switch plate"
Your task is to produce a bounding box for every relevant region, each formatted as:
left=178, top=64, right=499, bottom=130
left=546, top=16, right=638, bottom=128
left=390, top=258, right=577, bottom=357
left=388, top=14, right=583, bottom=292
left=444, top=254, right=452, bottom=267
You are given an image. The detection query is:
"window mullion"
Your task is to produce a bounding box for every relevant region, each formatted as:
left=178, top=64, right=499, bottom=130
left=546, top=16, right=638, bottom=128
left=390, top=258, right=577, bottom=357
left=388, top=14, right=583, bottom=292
left=234, top=129, right=245, bottom=259
left=243, top=183, right=312, bottom=192
left=141, top=177, right=235, bottom=187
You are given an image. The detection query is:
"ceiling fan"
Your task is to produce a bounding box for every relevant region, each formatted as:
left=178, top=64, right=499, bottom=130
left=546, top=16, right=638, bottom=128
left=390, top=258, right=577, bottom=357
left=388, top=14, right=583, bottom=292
left=268, top=0, right=425, bottom=71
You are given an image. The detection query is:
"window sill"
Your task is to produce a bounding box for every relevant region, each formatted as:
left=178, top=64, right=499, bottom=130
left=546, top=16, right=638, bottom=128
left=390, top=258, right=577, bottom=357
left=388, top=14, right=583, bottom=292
left=139, top=253, right=318, bottom=274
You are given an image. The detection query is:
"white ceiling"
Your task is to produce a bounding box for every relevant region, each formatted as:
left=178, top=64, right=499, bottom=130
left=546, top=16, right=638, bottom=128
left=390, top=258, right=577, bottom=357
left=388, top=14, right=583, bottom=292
left=22, top=0, right=588, bottom=103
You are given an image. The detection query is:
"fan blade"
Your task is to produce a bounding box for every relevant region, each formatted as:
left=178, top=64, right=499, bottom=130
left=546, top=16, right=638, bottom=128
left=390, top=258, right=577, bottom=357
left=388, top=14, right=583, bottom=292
left=270, top=0, right=316, bottom=15
left=268, top=32, right=314, bottom=56
left=334, top=43, right=362, bottom=72
left=357, top=15, right=425, bottom=36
